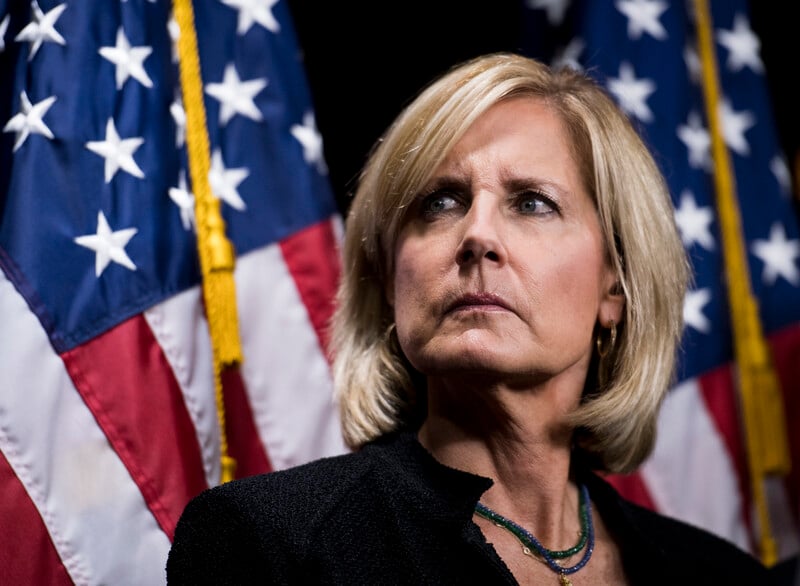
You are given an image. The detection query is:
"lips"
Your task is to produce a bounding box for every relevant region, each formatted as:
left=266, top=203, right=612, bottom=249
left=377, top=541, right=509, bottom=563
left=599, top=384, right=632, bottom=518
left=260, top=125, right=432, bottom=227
left=445, top=292, right=512, bottom=314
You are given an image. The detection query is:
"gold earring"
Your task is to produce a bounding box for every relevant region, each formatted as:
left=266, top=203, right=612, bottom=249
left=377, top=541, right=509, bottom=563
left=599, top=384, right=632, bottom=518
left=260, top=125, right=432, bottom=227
left=596, top=320, right=617, bottom=358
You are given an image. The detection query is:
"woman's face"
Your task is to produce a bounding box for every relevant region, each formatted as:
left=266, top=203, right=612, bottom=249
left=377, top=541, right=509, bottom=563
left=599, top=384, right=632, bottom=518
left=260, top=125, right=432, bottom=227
left=389, top=96, right=623, bottom=388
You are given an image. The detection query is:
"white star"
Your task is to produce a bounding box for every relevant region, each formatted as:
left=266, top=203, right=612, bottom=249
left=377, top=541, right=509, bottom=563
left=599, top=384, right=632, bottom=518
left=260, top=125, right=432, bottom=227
left=770, top=155, right=791, bottom=197
left=683, top=44, right=701, bottom=84
left=676, top=111, right=711, bottom=170
left=683, top=288, right=712, bottom=334
left=607, top=62, right=655, bottom=123
left=98, top=27, right=154, bottom=90
left=290, top=111, right=327, bottom=174
left=85, top=118, right=145, bottom=183
left=526, top=0, right=570, bottom=26
left=552, top=37, right=585, bottom=72
left=615, top=0, right=668, bottom=41
left=3, top=91, right=56, bottom=151
left=717, top=13, right=763, bottom=73
left=208, top=149, right=249, bottom=211
left=751, top=223, right=800, bottom=286
left=170, top=96, right=186, bottom=147
left=220, top=0, right=280, bottom=35
left=205, top=63, right=267, bottom=126
left=169, top=170, right=195, bottom=231
left=673, top=190, right=715, bottom=251
left=719, top=98, right=754, bottom=156
left=168, top=14, right=180, bottom=64
left=74, top=211, right=138, bottom=277
left=0, top=14, right=10, bottom=52
left=15, top=1, right=67, bottom=61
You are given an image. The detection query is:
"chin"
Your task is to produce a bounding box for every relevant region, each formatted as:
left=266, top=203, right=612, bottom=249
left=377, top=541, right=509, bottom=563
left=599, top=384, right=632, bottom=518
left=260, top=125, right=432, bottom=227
left=401, top=330, right=521, bottom=374
left=410, top=347, right=511, bottom=378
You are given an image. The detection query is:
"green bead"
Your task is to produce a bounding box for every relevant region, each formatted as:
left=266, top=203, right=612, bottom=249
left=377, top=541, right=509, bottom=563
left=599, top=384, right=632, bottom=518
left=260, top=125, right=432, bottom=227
left=474, top=483, right=589, bottom=559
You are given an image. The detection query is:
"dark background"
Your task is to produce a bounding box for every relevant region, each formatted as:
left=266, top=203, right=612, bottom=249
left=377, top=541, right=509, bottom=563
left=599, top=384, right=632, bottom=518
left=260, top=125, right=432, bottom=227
left=285, top=1, right=799, bottom=217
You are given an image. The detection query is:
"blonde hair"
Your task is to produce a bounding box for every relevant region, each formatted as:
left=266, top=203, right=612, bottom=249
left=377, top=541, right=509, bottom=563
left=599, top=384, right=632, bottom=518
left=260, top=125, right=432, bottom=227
left=330, top=52, right=689, bottom=474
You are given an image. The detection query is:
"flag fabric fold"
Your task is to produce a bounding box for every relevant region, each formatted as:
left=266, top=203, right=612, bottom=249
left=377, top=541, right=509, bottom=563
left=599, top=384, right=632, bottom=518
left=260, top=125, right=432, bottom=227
left=0, top=1, right=346, bottom=583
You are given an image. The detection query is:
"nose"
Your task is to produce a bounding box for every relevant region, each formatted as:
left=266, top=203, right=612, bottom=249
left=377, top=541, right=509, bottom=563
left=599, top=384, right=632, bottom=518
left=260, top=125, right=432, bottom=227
left=455, top=196, right=507, bottom=267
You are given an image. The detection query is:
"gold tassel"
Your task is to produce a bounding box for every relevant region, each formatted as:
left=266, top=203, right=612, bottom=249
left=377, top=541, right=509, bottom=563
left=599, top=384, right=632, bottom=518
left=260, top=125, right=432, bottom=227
left=692, top=0, right=790, bottom=566
left=172, top=0, right=243, bottom=484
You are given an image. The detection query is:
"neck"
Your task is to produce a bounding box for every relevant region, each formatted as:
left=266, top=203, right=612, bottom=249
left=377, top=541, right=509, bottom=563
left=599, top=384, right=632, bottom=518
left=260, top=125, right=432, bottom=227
left=418, top=375, right=583, bottom=550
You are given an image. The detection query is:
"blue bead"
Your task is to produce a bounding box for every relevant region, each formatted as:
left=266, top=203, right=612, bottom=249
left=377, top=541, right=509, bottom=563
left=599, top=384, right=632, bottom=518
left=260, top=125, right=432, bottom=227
left=474, top=483, right=594, bottom=577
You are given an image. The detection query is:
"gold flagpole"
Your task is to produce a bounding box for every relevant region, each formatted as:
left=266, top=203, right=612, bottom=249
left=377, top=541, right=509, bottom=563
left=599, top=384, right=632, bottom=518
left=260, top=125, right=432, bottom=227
left=692, top=0, right=790, bottom=566
left=172, top=0, right=243, bottom=484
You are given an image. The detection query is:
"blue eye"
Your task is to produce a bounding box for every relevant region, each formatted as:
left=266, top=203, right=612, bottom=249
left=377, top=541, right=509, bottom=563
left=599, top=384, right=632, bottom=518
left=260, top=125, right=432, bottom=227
left=518, top=193, right=557, bottom=215
left=422, top=193, right=459, bottom=216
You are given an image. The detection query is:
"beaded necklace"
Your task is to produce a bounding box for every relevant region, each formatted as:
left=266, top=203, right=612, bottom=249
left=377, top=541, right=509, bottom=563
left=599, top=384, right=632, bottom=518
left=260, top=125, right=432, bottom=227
left=474, top=483, right=594, bottom=586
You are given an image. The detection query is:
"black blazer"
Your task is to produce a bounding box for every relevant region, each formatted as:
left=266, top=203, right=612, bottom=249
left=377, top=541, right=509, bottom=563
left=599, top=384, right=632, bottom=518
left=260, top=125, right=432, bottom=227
left=167, top=431, right=772, bottom=585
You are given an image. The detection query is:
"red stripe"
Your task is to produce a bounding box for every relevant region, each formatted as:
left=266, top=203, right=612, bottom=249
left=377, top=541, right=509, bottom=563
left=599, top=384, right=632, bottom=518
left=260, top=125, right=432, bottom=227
left=61, top=314, right=208, bottom=540
left=280, top=218, right=341, bottom=361
left=0, top=450, right=73, bottom=585
left=769, top=323, right=800, bottom=520
left=588, top=325, right=800, bottom=534
left=697, top=367, right=747, bottom=483
left=221, top=365, right=272, bottom=479
left=604, top=470, right=657, bottom=511
left=697, top=364, right=753, bottom=542
left=695, top=324, right=800, bottom=547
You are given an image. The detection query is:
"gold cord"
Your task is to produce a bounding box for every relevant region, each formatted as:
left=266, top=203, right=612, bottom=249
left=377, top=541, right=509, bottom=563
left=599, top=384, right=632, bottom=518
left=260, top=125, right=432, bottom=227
left=172, top=0, right=242, bottom=484
left=692, top=0, right=790, bottom=566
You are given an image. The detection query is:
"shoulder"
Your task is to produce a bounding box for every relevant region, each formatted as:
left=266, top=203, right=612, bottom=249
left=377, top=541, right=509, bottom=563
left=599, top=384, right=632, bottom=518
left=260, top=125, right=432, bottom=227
left=167, top=431, right=488, bottom=584
left=625, top=498, right=765, bottom=563
left=586, top=473, right=773, bottom=585
left=629, top=503, right=772, bottom=584
left=185, top=446, right=376, bottom=533
left=172, top=431, right=425, bottom=543
left=167, top=448, right=375, bottom=584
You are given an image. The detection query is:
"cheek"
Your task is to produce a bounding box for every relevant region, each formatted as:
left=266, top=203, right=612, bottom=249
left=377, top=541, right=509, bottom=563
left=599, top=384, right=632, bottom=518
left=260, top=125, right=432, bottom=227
left=539, top=247, right=607, bottom=319
left=391, top=264, right=425, bottom=366
left=391, top=242, right=423, bottom=317
left=392, top=245, right=412, bottom=301
left=391, top=237, right=447, bottom=347
left=392, top=232, right=444, bottom=295
left=392, top=267, right=434, bottom=318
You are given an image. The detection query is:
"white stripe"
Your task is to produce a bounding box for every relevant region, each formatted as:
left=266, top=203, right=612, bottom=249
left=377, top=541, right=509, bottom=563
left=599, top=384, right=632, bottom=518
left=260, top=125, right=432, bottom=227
left=641, top=378, right=751, bottom=552
left=764, top=471, right=800, bottom=560
left=0, top=271, right=170, bottom=585
left=144, top=288, right=220, bottom=487
left=147, top=231, right=349, bottom=482
left=235, top=241, right=349, bottom=472
left=331, top=213, right=345, bottom=246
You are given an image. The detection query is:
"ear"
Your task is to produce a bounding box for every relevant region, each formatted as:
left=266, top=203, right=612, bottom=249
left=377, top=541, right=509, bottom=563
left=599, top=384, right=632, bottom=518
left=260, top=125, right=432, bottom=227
left=598, top=268, right=625, bottom=326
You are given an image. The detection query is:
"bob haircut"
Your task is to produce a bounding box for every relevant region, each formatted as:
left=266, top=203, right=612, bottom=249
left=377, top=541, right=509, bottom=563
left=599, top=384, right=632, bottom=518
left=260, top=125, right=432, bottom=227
left=330, top=52, right=689, bottom=474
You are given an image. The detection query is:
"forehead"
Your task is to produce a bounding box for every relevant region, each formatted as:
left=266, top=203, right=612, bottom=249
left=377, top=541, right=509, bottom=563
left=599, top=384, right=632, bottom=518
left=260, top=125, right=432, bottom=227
left=466, top=96, right=567, bottom=139
left=433, top=96, right=582, bottom=186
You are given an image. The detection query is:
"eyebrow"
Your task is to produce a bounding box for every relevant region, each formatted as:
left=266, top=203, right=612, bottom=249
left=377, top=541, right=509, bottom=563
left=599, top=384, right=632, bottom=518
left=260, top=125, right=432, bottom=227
left=506, top=176, right=572, bottom=198
left=418, top=175, right=469, bottom=195
left=425, top=173, right=569, bottom=197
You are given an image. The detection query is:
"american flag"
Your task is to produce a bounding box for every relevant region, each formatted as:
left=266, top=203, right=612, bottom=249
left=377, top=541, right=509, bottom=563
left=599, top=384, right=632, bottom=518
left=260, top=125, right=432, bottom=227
left=0, top=0, right=346, bottom=583
left=521, top=0, right=800, bottom=565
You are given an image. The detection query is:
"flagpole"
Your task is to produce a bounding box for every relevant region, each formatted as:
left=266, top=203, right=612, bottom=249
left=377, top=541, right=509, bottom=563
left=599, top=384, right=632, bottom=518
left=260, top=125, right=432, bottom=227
left=172, top=0, right=242, bottom=484
left=692, top=0, right=790, bottom=566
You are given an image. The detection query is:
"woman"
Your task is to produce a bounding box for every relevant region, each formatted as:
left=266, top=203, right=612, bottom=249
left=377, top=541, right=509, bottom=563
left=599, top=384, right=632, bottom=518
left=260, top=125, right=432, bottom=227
left=166, top=53, right=771, bottom=585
